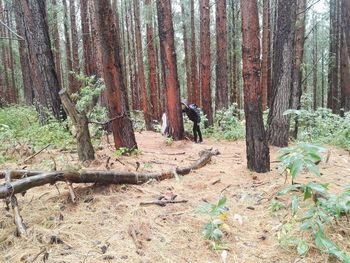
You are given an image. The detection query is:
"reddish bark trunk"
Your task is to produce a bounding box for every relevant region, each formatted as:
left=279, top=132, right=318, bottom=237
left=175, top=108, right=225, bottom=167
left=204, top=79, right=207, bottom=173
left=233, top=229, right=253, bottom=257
left=156, top=0, right=184, bottom=140
left=199, top=0, right=212, bottom=125
left=261, top=0, right=271, bottom=111
left=215, top=0, right=228, bottom=110
left=51, top=0, right=62, bottom=90
left=80, top=0, right=96, bottom=76
left=145, top=0, right=160, bottom=120
left=241, top=0, right=270, bottom=173
left=63, top=0, right=73, bottom=92
left=340, top=0, right=350, bottom=111
left=181, top=3, right=192, bottom=105
left=133, top=0, right=153, bottom=130
left=190, top=0, right=200, bottom=106
left=92, top=0, right=137, bottom=149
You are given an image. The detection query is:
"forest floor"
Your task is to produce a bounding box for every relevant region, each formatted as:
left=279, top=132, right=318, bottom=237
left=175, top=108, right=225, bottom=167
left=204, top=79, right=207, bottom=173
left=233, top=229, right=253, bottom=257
left=0, top=131, right=349, bottom=263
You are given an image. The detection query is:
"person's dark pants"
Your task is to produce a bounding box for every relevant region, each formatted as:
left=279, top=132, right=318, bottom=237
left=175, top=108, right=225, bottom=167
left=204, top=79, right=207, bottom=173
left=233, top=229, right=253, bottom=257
left=193, top=122, right=203, bottom=142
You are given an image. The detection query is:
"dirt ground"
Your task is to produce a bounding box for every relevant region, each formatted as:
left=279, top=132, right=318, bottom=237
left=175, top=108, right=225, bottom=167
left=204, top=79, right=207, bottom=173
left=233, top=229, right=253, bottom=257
left=0, top=131, right=349, bottom=263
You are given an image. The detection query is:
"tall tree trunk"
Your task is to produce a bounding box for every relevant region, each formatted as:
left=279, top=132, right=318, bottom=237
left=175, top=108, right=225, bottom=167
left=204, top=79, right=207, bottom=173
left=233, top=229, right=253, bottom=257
left=21, top=0, right=62, bottom=120
left=63, top=0, right=73, bottom=93
left=215, top=0, right=228, bottom=110
left=129, top=2, right=140, bottom=110
left=190, top=0, right=200, bottom=106
left=156, top=0, right=184, bottom=140
left=340, top=0, right=350, bottom=111
left=312, top=15, right=318, bottom=111
left=290, top=0, right=306, bottom=138
left=267, top=0, right=296, bottom=147
left=80, top=0, right=95, bottom=76
left=133, top=0, right=153, bottom=130
left=51, top=0, right=62, bottom=90
left=230, top=0, right=238, bottom=105
left=92, top=0, right=137, bottom=149
left=145, top=0, right=160, bottom=120
left=69, top=0, right=80, bottom=93
left=0, top=2, right=10, bottom=105
left=181, top=3, right=192, bottom=105
left=199, top=0, right=212, bottom=125
left=14, top=0, right=34, bottom=105
left=125, top=1, right=134, bottom=110
left=261, top=0, right=271, bottom=111
left=240, top=0, right=270, bottom=173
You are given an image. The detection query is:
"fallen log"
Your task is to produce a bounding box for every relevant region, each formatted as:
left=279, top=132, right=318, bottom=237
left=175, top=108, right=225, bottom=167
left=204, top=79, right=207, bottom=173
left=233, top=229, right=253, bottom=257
left=0, top=149, right=219, bottom=199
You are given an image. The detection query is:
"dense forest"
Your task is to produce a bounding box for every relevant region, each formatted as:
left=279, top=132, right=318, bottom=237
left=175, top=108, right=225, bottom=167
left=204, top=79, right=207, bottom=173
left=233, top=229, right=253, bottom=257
left=0, top=0, right=350, bottom=262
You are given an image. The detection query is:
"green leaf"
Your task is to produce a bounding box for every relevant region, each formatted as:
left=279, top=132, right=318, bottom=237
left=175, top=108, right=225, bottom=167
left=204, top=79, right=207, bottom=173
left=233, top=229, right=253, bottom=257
left=212, top=228, right=223, bottom=241
left=297, top=239, right=309, bottom=255
left=290, top=160, right=303, bottom=180
left=303, top=186, right=312, bottom=200
left=300, top=219, right=312, bottom=231
left=278, top=184, right=301, bottom=196
left=292, top=195, right=299, bottom=216
left=212, top=219, right=224, bottom=226
left=305, top=161, right=321, bottom=177
left=217, top=196, right=227, bottom=208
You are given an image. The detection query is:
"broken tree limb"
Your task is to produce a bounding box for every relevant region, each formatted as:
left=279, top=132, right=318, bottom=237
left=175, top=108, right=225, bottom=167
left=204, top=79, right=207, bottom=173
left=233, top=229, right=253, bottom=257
left=5, top=171, right=27, bottom=236
left=22, top=144, right=51, bottom=164
left=0, top=149, right=219, bottom=199
left=59, top=89, right=95, bottom=162
left=140, top=199, right=188, bottom=206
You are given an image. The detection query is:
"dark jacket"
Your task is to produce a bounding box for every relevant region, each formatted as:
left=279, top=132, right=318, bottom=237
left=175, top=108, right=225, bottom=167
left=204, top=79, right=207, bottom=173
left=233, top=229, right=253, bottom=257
left=183, top=106, right=200, bottom=123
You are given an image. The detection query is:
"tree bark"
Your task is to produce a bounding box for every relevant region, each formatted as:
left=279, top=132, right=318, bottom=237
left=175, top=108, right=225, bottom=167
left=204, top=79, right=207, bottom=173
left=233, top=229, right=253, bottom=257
left=92, top=0, right=137, bottom=150
left=261, top=0, right=271, bottom=111
left=290, top=0, right=306, bottom=138
left=215, top=0, right=228, bottom=110
left=14, top=0, right=34, bottom=105
left=80, top=0, right=96, bottom=77
left=240, top=0, right=270, bottom=173
left=21, top=0, right=62, bottom=120
left=59, top=89, right=95, bottom=161
left=340, top=0, right=350, bottom=111
left=181, top=3, right=192, bottom=106
left=63, top=0, right=73, bottom=93
left=190, top=0, right=200, bottom=106
left=145, top=0, right=160, bottom=120
left=267, top=0, right=296, bottom=147
left=156, top=0, right=184, bottom=140
left=133, top=0, right=153, bottom=130
left=199, top=0, right=212, bottom=126
left=312, top=15, right=318, bottom=111
left=69, top=0, right=80, bottom=93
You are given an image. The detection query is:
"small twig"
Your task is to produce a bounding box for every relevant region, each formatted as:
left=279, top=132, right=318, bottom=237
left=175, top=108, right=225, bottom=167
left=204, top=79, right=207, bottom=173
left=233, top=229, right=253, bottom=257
left=128, top=225, right=142, bottom=249
left=144, top=151, right=186, bottom=156
left=211, top=179, right=221, bottom=185
left=220, top=184, right=233, bottom=194
left=140, top=199, right=188, bottom=207
left=67, top=182, right=76, bottom=203
left=22, top=144, right=51, bottom=164
left=30, top=247, right=46, bottom=263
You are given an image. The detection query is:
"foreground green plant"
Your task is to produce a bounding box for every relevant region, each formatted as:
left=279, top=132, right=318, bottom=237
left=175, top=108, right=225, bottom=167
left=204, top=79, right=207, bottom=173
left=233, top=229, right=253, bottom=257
left=113, top=147, right=140, bottom=157
left=195, top=196, right=229, bottom=250
left=275, top=143, right=350, bottom=262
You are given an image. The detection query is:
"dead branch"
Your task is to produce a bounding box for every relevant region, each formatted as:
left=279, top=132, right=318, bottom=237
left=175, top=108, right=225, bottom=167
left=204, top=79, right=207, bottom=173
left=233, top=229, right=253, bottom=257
left=140, top=199, right=188, bottom=206
left=22, top=144, right=51, bottom=164
left=5, top=172, right=27, bottom=236
left=0, top=149, right=219, bottom=199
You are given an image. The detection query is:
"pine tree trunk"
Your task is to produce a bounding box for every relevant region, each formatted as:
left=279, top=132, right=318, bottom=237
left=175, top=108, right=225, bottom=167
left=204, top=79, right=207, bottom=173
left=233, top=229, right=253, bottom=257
left=267, top=0, right=296, bottom=147
left=21, top=0, right=62, bottom=120
left=230, top=0, right=238, bottom=105
left=51, top=0, right=63, bottom=90
left=199, top=0, right=212, bottom=126
left=80, top=0, right=96, bottom=76
left=181, top=3, right=192, bottom=104
left=215, top=0, right=228, bottom=110
left=92, top=0, right=137, bottom=150
left=133, top=0, right=153, bottom=130
left=241, top=0, right=270, bottom=173
left=125, top=1, right=134, bottom=110
left=63, top=0, right=73, bottom=93
left=69, top=0, right=80, bottom=93
left=156, top=0, right=184, bottom=140
left=340, top=0, right=350, bottom=111
left=261, top=0, right=271, bottom=111
left=312, top=16, right=318, bottom=111
left=145, top=0, right=160, bottom=121
left=14, top=0, right=34, bottom=105
left=290, top=0, right=306, bottom=138
left=190, top=0, right=200, bottom=106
